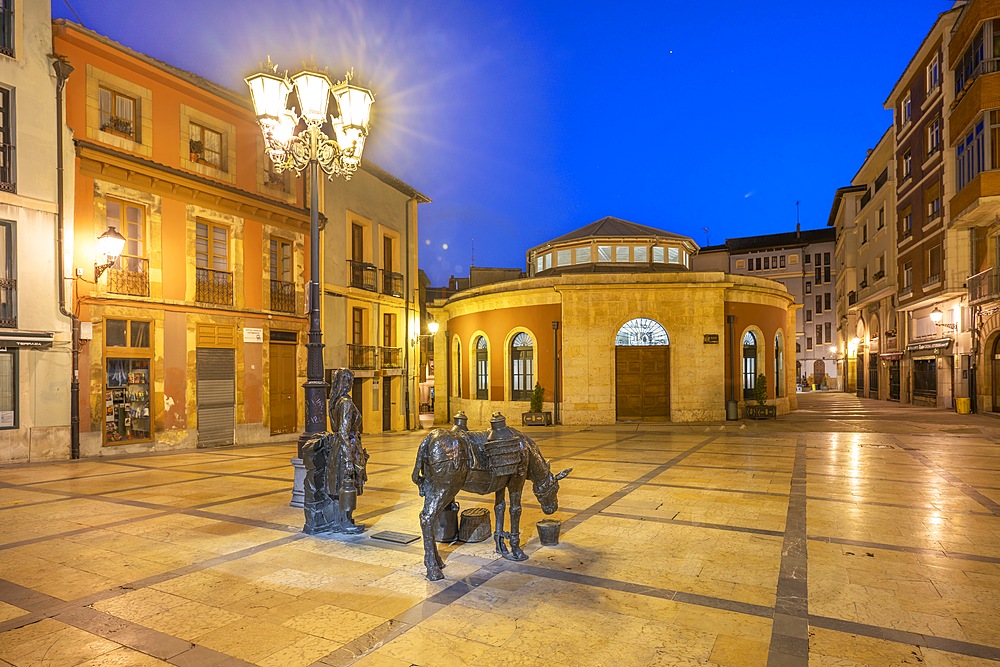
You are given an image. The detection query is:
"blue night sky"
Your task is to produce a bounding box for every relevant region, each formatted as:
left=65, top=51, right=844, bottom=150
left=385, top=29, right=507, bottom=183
left=53, top=1, right=955, bottom=285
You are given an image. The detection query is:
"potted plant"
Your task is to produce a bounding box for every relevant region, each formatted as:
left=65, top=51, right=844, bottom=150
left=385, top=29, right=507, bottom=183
left=522, top=382, right=553, bottom=426
left=189, top=139, right=204, bottom=162
left=745, top=373, right=777, bottom=419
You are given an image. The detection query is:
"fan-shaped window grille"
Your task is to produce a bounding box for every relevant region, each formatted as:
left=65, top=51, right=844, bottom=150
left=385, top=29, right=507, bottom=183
left=511, top=332, right=534, bottom=400
left=615, top=318, right=669, bottom=346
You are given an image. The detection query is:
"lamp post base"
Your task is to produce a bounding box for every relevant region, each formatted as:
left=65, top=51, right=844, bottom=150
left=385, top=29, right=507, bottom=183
left=290, top=456, right=306, bottom=508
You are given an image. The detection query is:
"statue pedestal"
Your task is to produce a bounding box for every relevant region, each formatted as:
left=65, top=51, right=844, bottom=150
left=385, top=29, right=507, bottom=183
left=290, top=456, right=305, bottom=508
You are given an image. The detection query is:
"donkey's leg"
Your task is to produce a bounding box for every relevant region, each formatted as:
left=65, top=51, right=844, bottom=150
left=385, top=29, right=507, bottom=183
left=419, top=488, right=449, bottom=581
left=493, top=488, right=508, bottom=557
left=505, top=478, right=528, bottom=561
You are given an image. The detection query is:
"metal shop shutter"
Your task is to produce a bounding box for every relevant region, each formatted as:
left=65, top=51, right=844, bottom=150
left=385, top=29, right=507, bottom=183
left=196, top=347, right=235, bottom=447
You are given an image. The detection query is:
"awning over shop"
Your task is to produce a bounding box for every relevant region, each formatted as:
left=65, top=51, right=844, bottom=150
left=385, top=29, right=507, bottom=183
left=0, top=330, right=55, bottom=350
left=880, top=352, right=904, bottom=360
left=906, top=338, right=952, bottom=353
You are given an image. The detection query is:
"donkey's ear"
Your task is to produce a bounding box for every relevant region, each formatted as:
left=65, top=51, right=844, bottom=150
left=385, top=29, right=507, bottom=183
left=554, top=468, right=572, bottom=481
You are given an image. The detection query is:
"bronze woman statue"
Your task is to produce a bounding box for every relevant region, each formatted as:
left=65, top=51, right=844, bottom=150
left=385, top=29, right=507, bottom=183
left=302, top=368, right=368, bottom=534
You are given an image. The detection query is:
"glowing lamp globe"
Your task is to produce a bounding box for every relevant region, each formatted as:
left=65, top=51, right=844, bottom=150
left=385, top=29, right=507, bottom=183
left=245, top=70, right=291, bottom=122
left=291, top=70, right=333, bottom=123
left=97, top=226, right=127, bottom=262
left=427, top=321, right=440, bottom=335
left=331, top=80, right=374, bottom=162
left=929, top=308, right=943, bottom=324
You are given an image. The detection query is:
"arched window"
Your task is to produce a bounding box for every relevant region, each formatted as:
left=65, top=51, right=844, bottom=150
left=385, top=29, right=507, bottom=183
left=475, top=336, right=488, bottom=400
left=774, top=332, right=784, bottom=398
left=742, top=331, right=757, bottom=400
left=511, top=332, right=534, bottom=401
left=615, top=318, right=669, bottom=346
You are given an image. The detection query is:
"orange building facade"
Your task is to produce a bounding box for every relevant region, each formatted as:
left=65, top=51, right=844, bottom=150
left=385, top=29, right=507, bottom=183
left=54, top=22, right=312, bottom=454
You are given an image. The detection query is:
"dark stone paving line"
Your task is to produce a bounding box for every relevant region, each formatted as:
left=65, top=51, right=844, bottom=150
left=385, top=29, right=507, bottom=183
left=504, top=561, right=774, bottom=618
left=316, top=560, right=508, bottom=666
left=804, top=494, right=996, bottom=516
left=807, top=535, right=1000, bottom=564
left=598, top=510, right=785, bottom=538
left=0, top=486, right=297, bottom=551
left=766, top=435, right=809, bottom=667
left=559, top=435, right=721, bottom=535
left=892, top=438, right=1000, bottom=517
left=809, top=614, right=1000, bottom=662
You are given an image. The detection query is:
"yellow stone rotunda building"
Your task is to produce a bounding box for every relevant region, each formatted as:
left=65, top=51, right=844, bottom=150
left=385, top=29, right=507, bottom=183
left=430, top=218, right=798, bottom=425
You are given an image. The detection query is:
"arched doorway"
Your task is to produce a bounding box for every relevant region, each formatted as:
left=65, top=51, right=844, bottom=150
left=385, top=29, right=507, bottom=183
left=868, top=317, right=880, bottom=399
left=813, top=359, right=826, bottom=389
left=615, top=318, right=669, bottom=421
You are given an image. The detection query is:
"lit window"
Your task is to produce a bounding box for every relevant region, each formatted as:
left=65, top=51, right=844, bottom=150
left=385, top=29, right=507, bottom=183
left=190, top=122, right=224, bottom=170
left=510, top=332, right=534, bottom=401
left=99, top=87, right=137, bottom=140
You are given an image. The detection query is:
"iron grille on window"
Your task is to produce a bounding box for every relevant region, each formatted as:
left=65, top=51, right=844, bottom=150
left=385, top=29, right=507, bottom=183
left=0, top=143, right=13, bottom=193
left=195, top=267, right=233, bottom=305
left=269, top=279, right=295, bottom=313
left=347, top=344, right=376, bottom=370
left=107, top=256, right=149, bottom=297
left=380, top=346, right=402, bottom=369
left=0, top=87, right=13, bottom=193
left=0, top=2, right=12, bottom=58
left=969, top=267, right=1000, bottom=305
left=348, top=260, right=377, bottom=291
left=381, top=269, right=403, bottom=297
left=0, top=277, right=14, bottom=327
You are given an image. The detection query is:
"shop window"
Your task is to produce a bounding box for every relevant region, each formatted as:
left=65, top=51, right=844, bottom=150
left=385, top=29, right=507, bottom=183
left=105, top=319, right=152, bottom=444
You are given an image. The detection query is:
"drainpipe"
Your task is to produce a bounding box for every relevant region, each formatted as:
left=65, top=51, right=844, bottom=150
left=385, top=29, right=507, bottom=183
left=51, top=56, right=78, bottom=458
left=726, top=314, right=737, bottom=420
left=403, top=198, right=412, bottom=430
left=551, top=320, right=560, bottom=425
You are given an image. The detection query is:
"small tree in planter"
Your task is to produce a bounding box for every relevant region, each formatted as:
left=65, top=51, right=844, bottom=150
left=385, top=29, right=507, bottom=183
left=746, top=373, right=776, bottom=419
left=522, top=382, right=552, bottom=426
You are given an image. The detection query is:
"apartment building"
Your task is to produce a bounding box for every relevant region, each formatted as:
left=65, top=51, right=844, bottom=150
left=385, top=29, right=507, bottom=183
left=695, top=227, right=838, bottom=389
left=949, top=1, right=1000, bottom=412
left=830, top=129, right=899, bottom=399
left=885, top=6, right=966, bottom=408
left=53, top=21, right=312, bottom=455
left=0, top=1, right=72, bottom=462
left=321, top=163, right=429, bottom=433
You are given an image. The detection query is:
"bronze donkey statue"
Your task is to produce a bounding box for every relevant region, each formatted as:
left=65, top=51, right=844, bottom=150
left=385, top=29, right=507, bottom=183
left=411, top=413, right=570, bottom=581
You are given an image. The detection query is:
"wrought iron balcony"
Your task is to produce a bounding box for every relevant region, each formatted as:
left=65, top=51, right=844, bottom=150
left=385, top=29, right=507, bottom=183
left=0, top=277, right=15, bottom=327
left=0, top=143, right=14, bottom=193
left=347, top=344, right=376, bottom=370
left=380, top=346, right=402, bottom=369
left=970, top=267, right=1000, bottom=305
left=348, top=260, right=377, bottom=292
left=859, top=188, right=872, bottom=209
left=269, top=279, right=295, bottom=313
left=873, top=270, right=885, bottom=281
left=108, top=256, right=149, bottom=297
left=381, top=270, right=403, bottom=297
left=848, top=291, right=857, bottom=306
left=859, top=280, right=868, bottom=289
left=195, top=267, right=233, bottom=305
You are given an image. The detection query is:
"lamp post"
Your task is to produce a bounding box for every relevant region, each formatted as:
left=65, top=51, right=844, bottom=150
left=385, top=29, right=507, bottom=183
left=246, top=60, right=374, bottom=507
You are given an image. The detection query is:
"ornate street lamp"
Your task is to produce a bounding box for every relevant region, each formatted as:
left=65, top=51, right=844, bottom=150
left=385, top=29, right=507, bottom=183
left=94, top=226, right=127, bottom=280
left=246, top=59, right=374, bottom=507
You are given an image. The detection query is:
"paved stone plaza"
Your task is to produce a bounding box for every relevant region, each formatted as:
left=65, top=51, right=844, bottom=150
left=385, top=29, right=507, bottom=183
left=1, top=392, right=999, bottom=666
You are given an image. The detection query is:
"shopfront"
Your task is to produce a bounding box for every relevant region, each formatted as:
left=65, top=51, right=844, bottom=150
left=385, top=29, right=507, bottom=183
left=104, top=319, right=152, bottom=444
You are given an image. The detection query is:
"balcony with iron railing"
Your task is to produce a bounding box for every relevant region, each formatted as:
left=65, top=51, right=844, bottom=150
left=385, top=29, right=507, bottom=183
left=107, top=256, right=149, bottom=297
left=859, top=188, right=872, bottom=210
left=348, top=260, right=377, bottom=292
left=0, top=277, right=15, bottom=327
left=381, top=270, right=403, bottom=298
left=195, top=267, right=233, bottom=305
left=848, top=291, right=857, bottom=306
left=0, top=143, right=15, bottom=193
left=347, top=344, right=377, bottom=370
left=269, top=279, right=295, bottom=313
left=380, top=346, right=402, bottom=369
left=969, top=266, right=1000, bottom=305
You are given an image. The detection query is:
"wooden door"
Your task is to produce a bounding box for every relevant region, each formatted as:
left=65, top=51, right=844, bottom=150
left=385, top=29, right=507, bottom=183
left=269, top=342, right=297, bottom=435
left=615, top=346, right=669, bottom=422
left=382, top=378, right=392, bottom=431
